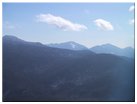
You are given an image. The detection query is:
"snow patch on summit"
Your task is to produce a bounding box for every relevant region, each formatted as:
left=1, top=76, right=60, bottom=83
left=70, top=43, right=76, bottom=49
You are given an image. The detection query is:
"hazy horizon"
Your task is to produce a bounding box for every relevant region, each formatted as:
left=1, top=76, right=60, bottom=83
left=3, top=34, right=134, bottom=49
left=3, top=3, right=134, bottom=48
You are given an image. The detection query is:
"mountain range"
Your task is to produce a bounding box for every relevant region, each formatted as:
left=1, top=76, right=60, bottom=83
left=3, top=35, right=135, bottom=101
left=90, top=44, right=134, bottom=58
left=48, top=42, right=134, bottom=58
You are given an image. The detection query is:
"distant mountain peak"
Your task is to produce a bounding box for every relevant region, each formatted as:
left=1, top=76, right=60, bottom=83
left=90, top=43, right=134, bottom=58
left=47, top=41, right=88, bottom=51
left=124, top=46, right=134, bottom=50
left=3, top=35, right=46, bottom=47
left=3, top=35, right=25, bottom=42
left=3, top=35, right=19, bottom=39
left=99, top=43, right=120, bottom=48
left=61, top=41, right=80, bottom=45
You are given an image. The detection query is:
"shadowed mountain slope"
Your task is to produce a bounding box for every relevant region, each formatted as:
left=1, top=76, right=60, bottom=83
left=3, top=35, right=134, bottom=101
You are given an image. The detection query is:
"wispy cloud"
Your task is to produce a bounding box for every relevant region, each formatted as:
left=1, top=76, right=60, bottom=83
left=94, top=19, right=114, bottom=31
left=129, top=5, right=134, bottom=12
left=129, top=19, right=134, bottom=25
left=36, top=14, right=87, bottom=31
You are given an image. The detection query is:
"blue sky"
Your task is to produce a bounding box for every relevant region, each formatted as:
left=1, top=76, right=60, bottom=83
left=3, top=3, right=134, bottom=48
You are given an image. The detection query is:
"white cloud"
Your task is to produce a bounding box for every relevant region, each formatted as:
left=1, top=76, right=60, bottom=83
left=129, top=19, right=134, bottom=25
left=94, top=19, right=114, bottom=31
left=129, top=5, right=134, bottom=12
left=36, top=14, right=87, bottom=31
